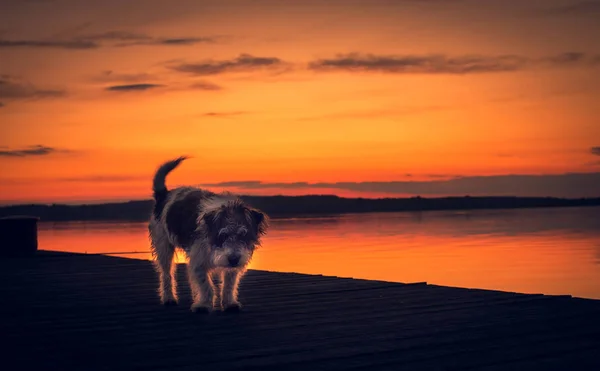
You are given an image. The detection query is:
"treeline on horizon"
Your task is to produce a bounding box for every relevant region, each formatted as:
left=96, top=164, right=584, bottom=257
left=1, top=195, right=600, bottom=222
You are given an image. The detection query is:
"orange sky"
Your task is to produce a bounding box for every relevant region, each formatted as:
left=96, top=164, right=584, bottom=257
left=1, top=0, right=600, bottom=203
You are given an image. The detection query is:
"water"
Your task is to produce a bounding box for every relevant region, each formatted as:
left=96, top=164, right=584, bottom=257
left=37, top=206, right=600, bottom=299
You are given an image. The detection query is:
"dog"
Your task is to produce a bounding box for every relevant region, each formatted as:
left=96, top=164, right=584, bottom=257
left=148, top=156, right=269, bottom=313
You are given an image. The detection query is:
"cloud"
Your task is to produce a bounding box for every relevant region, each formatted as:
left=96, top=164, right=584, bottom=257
left=82, top=31, right=216, bottom=47
left=308, top=52, right=600, bottom=74
left=0, top=39, right=97, bottom=49
left=92, top=71, right=222, bottom=92
left=201, top=111, right=249, bottom=117
left=0, top=145, right=70, bottom=157
left=202, top=181, right=264, bottom=188
left=0, top=102, right=4, bottom=108
left=540, top=52, right=598, bottom=67
left=198, top=172, right=600, bottom=198
left=105, top=83, right=164, bottom=91
left=169, top=54, right=287, bottom=75
left=92, top=70, right=158, bottom=84
left=0, top=31, right=216, bottom=50
left=540, top=1, right=600, bottom=16
left=0, top=76, right=66, bottom=100
left=149, top=37, right=213, bottom=46
left=309, top=53, right=527, bottom=74
left=189, top=81, right=223, bottom=91
left=592, top=147, right=600, bottom=156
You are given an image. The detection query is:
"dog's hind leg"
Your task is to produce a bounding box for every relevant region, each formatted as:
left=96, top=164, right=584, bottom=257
left=221, top=269, right=245, bottom=312
left=155, top=245, right=177, bottom=305
left=150, top=226, right=178, bottom=305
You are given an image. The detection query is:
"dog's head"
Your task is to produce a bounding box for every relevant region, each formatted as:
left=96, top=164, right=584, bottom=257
left=200, top=199, right=269, bottom=269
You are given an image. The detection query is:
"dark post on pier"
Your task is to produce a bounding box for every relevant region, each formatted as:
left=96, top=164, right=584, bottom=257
left=0, top=215, right=39, bottom=258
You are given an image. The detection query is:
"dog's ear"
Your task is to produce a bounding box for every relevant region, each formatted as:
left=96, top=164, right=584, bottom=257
left=201, top=209, right=226, bottom=246
left=200, top=210, right=218, bottom=234
left=250, top=209, right=269, bottom=236
left=250, top=209, right=264, bottom=225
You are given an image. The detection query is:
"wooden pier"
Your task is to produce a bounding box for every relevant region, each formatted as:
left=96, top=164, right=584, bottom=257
left=1, top=251, right=599, bottom=370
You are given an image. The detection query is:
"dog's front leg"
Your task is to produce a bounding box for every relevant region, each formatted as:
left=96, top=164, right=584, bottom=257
left=211, top=271, right=223, bottom=309
left=189, top=265, right=215, bottom=313
left=222, top=269, right=244, bottom=312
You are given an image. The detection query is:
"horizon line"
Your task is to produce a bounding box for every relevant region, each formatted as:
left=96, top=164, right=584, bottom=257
left=2, top=193, right=600, bottom=207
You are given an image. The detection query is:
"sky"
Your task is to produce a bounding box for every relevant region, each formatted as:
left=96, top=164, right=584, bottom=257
left=1, top=0, right=599, bottom=204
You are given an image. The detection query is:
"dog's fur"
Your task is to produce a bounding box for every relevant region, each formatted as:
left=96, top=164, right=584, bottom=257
left=148, top=156, right=269, bottom=313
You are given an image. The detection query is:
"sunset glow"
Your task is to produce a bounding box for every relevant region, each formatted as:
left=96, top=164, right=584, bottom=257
left=1, top=0, right=600, bottom=203
left=35, top=208, right=600, bottom=299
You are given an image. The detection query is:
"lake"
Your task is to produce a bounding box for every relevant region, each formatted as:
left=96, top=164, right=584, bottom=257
left=37, top=206, right=600, bottom=299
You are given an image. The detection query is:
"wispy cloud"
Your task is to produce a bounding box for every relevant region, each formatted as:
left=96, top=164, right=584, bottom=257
left=201, top=111, right=249, bottom=117
left=82, top=31, right=216, bottom=47
left=0, top=145, right=71, bottom=157
left=169, top=54, right=288, bottom=75
left=100, top=79, right=222, bottom=93
left=0, top=39, right=96, bottom=49
left=308, top=52, right=600, bottom=74
left=188, top=81, right=223, bottom=91
left=91, top=71, right=222, bottom=92
left=105, top=83, right=164, bottom=92
left=202, top=181, right=271, bottom=188
left=0, top=75, right=66, bottom=100
left=0, top=102, right=4, bottom=108
left=198, top=172, right=600, bottom=198
left=91, top=70, right=158, bottom=84
left=540, top=52, right=597, bottom=67
left=0, top=31, right=216, bottom=50
left=592, top=147, right=600, bottom=156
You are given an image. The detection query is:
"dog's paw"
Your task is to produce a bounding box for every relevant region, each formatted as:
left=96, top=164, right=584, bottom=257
left=190, top=302, right=212, bottom=313
left=222, top=302, right=242, bottom=313
left=162, top=299, right=178, bottom=307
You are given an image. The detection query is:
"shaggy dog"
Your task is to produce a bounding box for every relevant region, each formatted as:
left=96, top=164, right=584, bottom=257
left=148, top=157, right=269, bottom=313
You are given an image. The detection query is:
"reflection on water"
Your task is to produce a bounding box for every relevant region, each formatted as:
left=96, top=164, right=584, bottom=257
left=38, top=206, right=600, bottom=299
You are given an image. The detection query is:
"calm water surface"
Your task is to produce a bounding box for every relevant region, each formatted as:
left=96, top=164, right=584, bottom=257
left=38, top=206, right=600, bottom=299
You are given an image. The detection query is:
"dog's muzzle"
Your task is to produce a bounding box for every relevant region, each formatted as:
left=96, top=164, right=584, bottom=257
left=228, top=254, right=241, bottom=267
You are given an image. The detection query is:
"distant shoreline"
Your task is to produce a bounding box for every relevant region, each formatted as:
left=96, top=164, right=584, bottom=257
left=1, top=195, right=599, bottom=222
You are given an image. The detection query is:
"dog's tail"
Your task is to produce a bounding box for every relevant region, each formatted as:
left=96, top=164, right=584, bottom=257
left=152, top=156, right=188, bottom=199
